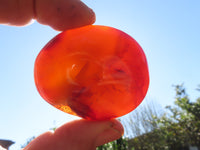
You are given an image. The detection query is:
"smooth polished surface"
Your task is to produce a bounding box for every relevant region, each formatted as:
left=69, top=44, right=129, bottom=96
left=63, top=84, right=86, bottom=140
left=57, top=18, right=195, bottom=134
left=34, top=25, right=149, bottom=120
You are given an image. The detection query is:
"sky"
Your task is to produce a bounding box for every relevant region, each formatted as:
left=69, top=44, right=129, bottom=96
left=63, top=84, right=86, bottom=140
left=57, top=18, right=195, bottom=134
left=0, top=0, right=200, bottom=149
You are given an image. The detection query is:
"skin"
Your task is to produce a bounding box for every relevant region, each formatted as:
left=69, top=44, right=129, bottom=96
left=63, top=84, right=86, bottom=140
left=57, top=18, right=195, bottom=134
left=24, top=119, right=124, bottom=150
left=0, top=0, right=124, bottom=149
left=0, top=0, right=96, bottom=30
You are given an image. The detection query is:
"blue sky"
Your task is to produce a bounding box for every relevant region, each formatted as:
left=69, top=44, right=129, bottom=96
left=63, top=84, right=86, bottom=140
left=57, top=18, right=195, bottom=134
left=0, top=0, right=200, bottom=149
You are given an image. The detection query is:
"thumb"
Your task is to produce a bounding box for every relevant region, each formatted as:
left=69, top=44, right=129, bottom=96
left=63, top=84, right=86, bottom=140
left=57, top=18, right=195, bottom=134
left=24, top=119, right=124, bottom=150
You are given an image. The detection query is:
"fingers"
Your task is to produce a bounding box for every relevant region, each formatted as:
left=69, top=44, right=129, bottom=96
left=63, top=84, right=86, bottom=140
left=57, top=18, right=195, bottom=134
left=35, top=0, right=95, bottom=30
left=0, top=0, right=34, bottom=25
left=0, top=0, right=95, bottom=30
left=24, top=119, right=124, bottom=150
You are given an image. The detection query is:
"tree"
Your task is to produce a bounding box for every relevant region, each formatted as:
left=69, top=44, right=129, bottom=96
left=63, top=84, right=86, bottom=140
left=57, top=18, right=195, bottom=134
left=127, top=84, right=200, bottom=150
left=97, top=136, right=128, bottom=150
left=121, top=99, right=163, bottom=139
left=120, top=99, right=164, bottom=150
left=159, top=84, right=200, bottom=148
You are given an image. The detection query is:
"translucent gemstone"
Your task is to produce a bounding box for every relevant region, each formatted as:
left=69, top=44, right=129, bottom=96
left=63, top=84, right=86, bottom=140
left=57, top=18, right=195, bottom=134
left=34, top=25, right=149, bottom=120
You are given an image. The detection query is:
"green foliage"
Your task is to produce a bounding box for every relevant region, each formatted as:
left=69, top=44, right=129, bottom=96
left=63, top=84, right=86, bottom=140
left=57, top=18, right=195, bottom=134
left=128, top=84, right=200, bottom=150
left=97, top=137, right=128, bottom=150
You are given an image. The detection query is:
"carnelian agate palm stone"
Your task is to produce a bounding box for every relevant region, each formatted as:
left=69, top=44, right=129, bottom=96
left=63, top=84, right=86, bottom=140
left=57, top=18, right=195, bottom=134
left=34, top=25, right=149, bottom=120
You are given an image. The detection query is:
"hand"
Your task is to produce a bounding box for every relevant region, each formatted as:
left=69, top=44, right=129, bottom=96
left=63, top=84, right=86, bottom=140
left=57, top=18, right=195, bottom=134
left=0, top=0, right=96, bottom=30
left=24, top=119, right=124, bottom=150
left=1, top=1, right=123, bottom=150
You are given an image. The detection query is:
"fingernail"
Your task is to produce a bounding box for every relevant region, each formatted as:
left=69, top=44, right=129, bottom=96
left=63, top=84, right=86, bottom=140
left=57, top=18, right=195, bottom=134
left=95, top=119, right=124, bottom=147
left=110, top=119, right=124, bottom=136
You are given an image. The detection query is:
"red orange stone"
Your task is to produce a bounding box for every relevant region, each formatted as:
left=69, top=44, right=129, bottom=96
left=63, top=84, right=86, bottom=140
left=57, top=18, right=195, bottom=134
left=34, top=25, right=149, bottom=120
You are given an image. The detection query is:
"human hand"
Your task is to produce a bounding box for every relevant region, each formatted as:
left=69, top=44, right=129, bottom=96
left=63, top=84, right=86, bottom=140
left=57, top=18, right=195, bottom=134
left=0, top=0, right=95, bottom=30
left=23, top=119, right=124, bottom=150
left=1, top=1, right=123, bottom=150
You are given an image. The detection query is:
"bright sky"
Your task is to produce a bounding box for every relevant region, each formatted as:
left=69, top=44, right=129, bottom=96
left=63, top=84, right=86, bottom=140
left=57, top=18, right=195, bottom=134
left=0, top=0, right=200, bottom=149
